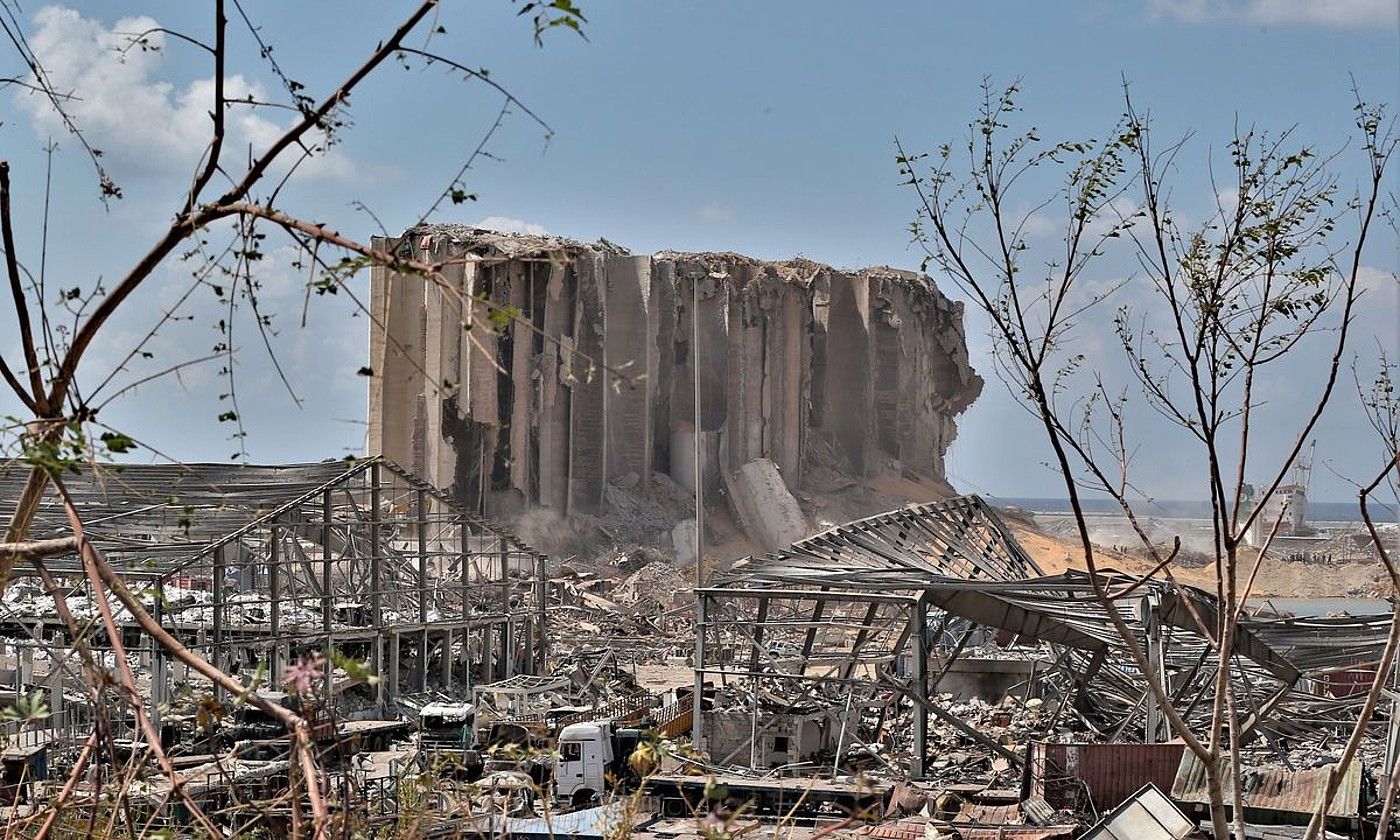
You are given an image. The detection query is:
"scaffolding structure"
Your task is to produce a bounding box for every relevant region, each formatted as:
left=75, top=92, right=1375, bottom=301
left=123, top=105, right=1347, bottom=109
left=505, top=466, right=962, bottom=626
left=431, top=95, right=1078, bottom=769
left=0, top=457, right=548, bottom=721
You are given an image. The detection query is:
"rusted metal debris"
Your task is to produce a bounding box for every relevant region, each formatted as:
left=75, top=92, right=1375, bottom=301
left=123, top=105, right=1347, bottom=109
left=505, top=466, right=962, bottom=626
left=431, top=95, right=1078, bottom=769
left=1172, top=752, right=1365, bottom=828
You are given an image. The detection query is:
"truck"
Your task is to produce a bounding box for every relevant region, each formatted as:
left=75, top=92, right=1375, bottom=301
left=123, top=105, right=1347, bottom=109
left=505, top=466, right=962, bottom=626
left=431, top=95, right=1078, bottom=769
left=417, top=705, right=556, bottom=792
left=554, top=719, right=655, bottom=807
left=415, top=701, right=476, bottom=775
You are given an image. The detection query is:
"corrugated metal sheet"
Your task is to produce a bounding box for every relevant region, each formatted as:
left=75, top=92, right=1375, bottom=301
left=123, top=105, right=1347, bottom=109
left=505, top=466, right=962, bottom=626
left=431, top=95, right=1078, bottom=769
left=720, top=495, right=1045, bottom=588
left=1171, top=752, right=1362, bottom=824
left=1024, top=741, right=1186, bottom=812
left=861, top=819, right=1074, bottom=840
left=463, top=802, right=629, bottom=838
left=1081, top=784, right=1193, bottom=840
left=954, top=801, right=1022, bottom=824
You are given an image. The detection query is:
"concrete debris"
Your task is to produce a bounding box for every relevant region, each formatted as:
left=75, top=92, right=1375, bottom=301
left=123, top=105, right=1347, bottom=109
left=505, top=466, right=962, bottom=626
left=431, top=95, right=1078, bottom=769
left=613, top=562, right=692, bottom=611
left=672, top=518, right=698, bottom=567
left=723, top=458, right=810, bottom=552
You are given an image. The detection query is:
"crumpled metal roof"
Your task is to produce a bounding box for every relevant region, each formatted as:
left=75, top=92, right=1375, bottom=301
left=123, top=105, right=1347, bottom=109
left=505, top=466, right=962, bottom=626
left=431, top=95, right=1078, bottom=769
left=711, top=495, right=1396, bottom=740
left=0, top=456, right=534, bottom=573
left=717, top=496, right=1306, bottom=680
left=721, top=495, right=1044, bottom=589
left=0, top=459, right=359, bottom=566
left=1171, top=752, right=1363, bottom=823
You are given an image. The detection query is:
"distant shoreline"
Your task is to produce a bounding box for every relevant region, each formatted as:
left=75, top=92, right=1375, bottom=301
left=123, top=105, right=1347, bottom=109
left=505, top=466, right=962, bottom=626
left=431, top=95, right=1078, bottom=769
left=987, top=496, right=1399, bottom=523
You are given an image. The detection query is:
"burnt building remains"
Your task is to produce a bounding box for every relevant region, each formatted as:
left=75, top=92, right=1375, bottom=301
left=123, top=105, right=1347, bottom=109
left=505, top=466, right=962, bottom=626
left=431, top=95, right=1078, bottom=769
left=367, top=226, right=982, bottom=548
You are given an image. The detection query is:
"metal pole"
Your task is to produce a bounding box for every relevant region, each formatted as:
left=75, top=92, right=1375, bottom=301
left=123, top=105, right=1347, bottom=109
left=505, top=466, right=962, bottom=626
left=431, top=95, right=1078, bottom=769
left=1144, top=593, right=1163, bottom=743
left=370, top=463, right=384, bottom=714
left=417, top=489, right=429, bottom=692
left=212, top=545, right=226, bottom=703
left=692, top=593, right=707, bottom=752
left=912, top=597, right=928, bottom=779
left=269, top=523, right=281, bottom=680
left=833, top=687, right=855, bottom=774
left=535, top=552, right=548, bottom=671
left=322, top=489, right=334, bottom=703
left=749, top=684, right=758, bottom=769
left=693, top=273, right=704, bottom=589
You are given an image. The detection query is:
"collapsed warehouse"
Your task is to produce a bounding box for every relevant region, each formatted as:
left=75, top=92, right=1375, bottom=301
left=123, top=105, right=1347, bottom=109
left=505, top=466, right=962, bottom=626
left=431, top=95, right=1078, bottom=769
left=0, top=458, right=548, bottom=708
left=2, top=462, right=1395, bottom=836
left=0, top=457, right=557, bottom=830
left=692, top=496, right=1399, bottom=836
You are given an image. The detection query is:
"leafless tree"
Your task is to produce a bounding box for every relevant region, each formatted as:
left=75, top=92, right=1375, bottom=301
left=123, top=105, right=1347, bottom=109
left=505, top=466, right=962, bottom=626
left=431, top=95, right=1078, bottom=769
left=0, top=1, right=592, bottom=835
left=898, top=80, right=1395, bottom=839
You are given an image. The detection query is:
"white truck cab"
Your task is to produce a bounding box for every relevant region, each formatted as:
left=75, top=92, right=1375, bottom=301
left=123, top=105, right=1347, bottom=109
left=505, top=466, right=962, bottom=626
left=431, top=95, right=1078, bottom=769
left=556, top=721, right=612, bottom=804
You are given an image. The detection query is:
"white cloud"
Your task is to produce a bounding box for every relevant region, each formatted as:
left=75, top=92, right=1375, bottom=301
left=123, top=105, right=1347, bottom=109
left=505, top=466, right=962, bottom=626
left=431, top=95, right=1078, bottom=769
left=472, top=216, right=549, bottom=236
left=696, top=202, right=737, bottom=223
left=1354, top=265, right=1399, bottom=346
left=1355, top=265, right=1397, bottom=295
left=1149, top=0, right=1397, bottom=28
left=1018, top=209, right=1058, bottom=240
left=1086, top=196, right=1141, bottom=240
left=1215, top=186, right=1240, bottom=216
left=14, top=6, right=354, bottom=182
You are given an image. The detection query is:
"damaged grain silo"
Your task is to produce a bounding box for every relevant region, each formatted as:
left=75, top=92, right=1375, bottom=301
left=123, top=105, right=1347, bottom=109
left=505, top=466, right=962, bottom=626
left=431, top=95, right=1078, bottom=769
left=366, top=225, right=982, bottom=553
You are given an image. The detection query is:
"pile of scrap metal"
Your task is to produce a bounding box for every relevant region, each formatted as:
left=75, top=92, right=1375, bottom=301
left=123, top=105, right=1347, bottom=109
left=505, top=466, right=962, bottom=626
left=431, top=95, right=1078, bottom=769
left=687, top=494, right=1396, bottom=837
left=548, top=558, right=698, bottom=669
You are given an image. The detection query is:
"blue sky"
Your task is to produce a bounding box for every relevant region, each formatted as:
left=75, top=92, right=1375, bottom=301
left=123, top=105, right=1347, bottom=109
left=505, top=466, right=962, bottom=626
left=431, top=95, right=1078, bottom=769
left=0, top=1, right=1395, bottom=503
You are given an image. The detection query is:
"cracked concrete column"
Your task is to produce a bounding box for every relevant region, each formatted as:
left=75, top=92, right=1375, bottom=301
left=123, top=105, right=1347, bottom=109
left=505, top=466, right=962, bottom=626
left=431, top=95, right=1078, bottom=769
left=568, top=252, right=608, bottom=513
left=603, top=254, right=655, bottom=487
left=537, top=262, right=573, bottom=513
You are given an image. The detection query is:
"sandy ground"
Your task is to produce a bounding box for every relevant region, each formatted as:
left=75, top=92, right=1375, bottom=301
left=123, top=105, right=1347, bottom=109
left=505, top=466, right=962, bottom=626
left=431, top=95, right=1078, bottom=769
left=629, top=661, right=695, bottom=694
left=1007, top=519, right=1385, bottom=598
left=619, top=461, right=1382, bottom=600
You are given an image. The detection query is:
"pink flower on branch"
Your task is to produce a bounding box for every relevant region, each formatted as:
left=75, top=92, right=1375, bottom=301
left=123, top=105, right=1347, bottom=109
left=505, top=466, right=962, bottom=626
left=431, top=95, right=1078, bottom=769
left=283, top=653, right=327, bottom=696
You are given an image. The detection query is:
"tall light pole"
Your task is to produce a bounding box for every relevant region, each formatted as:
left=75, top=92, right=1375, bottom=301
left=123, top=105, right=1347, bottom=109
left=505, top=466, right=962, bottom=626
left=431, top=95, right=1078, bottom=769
left=693, top=272, right=704, bottom=590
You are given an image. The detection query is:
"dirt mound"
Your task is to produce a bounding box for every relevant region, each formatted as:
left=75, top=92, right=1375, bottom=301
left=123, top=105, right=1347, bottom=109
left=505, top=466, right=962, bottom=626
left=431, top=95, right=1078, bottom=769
left=1007, top=517, right=1386, bottom=598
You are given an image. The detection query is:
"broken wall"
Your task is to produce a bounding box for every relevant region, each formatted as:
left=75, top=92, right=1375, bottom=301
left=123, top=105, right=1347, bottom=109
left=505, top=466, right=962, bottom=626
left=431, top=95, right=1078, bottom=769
left=367, top=227, right=983, bottom=549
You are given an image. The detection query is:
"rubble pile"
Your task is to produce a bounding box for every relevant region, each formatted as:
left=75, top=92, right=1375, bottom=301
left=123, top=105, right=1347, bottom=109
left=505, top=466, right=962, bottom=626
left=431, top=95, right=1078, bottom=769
left=2, top=456, right=1395, bottom=839
left=613, top=561, right=693, bottom=611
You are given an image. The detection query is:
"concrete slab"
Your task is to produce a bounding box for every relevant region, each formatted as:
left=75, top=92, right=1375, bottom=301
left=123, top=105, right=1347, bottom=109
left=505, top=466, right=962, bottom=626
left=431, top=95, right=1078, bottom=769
left=724, top=458, right=810, bottom=552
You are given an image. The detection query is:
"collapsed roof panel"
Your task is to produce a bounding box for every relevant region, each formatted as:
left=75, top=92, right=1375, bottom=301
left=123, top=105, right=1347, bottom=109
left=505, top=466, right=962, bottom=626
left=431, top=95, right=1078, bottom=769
left=0, top=457, right=536, bottom=574
left=721, top=495, right=1044, bottom=590
left=0, top=459, right=361, bottom=568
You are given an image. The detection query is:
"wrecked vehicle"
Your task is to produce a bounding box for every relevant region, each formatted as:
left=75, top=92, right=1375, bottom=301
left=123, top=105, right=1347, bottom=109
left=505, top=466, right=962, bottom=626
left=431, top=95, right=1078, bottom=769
left=415, top=701, right=476, bottom=776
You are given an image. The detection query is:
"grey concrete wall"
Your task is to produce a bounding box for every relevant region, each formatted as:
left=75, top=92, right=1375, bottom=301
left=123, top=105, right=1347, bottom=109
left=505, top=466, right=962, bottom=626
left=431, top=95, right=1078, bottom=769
left=536, top=262, right=573, bottom=513
left=603, top=254, right=654, bottom=486
left=568, top=253, right=607, bottom=513
left=822, top=271, right=876, bottom=477
left=368, top=228, right=982, bottom=544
